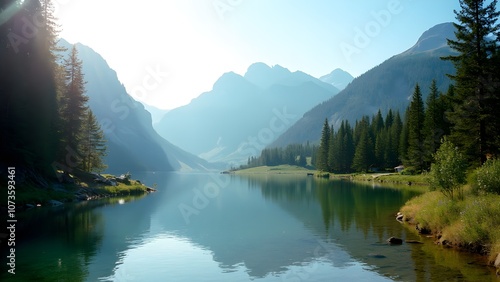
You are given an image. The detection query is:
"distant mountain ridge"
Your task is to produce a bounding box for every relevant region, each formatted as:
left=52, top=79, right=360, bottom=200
left=271, top=22, right=457, bottom=147
left=59, top=39, right=216, bottom=173
left=319, top=68, right=354, bottom=90
left=154, top=63, right=340, bottom=165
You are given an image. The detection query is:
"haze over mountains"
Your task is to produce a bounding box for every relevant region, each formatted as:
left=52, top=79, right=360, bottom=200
left=319, top=69, right=354, bottom=90
left=271, top=22, right=457, bottom=148
left=154, top=63, right=350, bottom=165
left=58, top=40, right=215, bottom=172
left=62, top=21, right=458, bottom=170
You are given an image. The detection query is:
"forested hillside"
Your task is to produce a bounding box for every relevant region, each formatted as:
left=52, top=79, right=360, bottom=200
left=271, top=23, right=457, bottom=148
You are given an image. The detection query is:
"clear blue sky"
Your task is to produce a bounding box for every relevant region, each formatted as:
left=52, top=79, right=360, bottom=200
left=57, top=0, right=463, bottom=109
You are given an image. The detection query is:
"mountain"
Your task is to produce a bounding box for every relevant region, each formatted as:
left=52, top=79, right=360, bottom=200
left=154, top=63, right=340, bottom=165
left=271, top=22, right=457, bottom=147
left=319, top=68, right=354, bottom=90
left=58, top=40, right=215, bottom=173
left=142, top=103, right=169, bottom=125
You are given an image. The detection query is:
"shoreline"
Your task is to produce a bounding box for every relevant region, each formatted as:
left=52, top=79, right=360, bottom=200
left=233, top=165, right=499, bottom=274
left=3, top=168, right=156, bottom=211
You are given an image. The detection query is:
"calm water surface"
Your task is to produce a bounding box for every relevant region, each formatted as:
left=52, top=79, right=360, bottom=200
left=1, top=173, right=497, bottom=281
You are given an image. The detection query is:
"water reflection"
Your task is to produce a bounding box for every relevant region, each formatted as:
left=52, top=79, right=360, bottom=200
left=2, top=173, right=497, bottom=281
left=100, top=173, right=400, bottom=281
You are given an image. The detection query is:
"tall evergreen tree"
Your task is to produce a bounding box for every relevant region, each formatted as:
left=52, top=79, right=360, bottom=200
left=316, top=118, right=330, bottom=171
left=59, top=45, right=88, bottom=161
left=399, top=108, right=409, bottom=163
left=443, top=0, right=500, bottom=164
left=327, top=125, right=336, bottom=172
left=342, top=121, right=355, bottom=173
left=405, top=84, right=425, bottom=171
left=422, top=80, right=446, bottom=168
left=352, top=118, right=374, bottom=172
left=371, top=110, right=384, bottom=135
left=385, top=109, right=394, bottom=129
left=389, top=111, right=403, bottom=167
left=80, top=110, right=107, bottom=172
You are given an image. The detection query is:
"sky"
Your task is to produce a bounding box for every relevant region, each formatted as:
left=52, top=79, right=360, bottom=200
left=55, top=0, right=463, bottom=110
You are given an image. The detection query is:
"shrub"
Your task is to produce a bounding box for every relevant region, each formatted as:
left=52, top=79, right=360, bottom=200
left=429, top=139, right=468, bottom=199
left=473, top=159, right=500, bottom=195
left=459, top=196, right=500, bottom=249
left=401, top=166, right=417, bottom=175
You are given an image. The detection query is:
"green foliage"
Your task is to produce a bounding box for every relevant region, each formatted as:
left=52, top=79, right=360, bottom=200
left=422, top=80, right=447, bottom=167
left=429, top=139, right=468, bottom=199
left=401, top=166, right=418, bottom=175
left=316, top=118, right=331, bottom=171
left=459, top=196, right=500, bottom=246
left=402, top=190, right=500, bottom=260
left=80, top=110, right=107, bottom=172
left=244, top=143, right=315, bottom=169
left=352, top=124, right=374, bottom=172
left=405, top=84, right=425, bottom=171
left=58, top=45, right=88, bottom=158
left=411, top=192, right=462, bottom=232
left=443, top=0, right=500, bottom=164
left=472, top=158, right=500, bottom=195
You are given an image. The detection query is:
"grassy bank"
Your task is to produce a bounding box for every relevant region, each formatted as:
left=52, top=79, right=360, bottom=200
left=401, top=187, right=500, bottom=269
left=12, top=171, right=153, bottom=207
left=326, top=172, right=430, bottom=186
left=233, top=165, right=315, bottom=175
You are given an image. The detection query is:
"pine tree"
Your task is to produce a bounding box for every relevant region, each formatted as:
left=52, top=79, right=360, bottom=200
left=385, top=109, right=394, bottom=129
left=399, top=108, right=409, bottom=163
left=59, top=45, right=88, bottom=161
left=327, top=125, right=336, bottom=172
left=342, top=121, right=355, bottom=173
left=80, top=110, right=107, bottom=172
left=405, top=84, right=425, bottom=171
left=388, top=111, right=403, bottom=167
left=352, top=118, right=374, bottom=172
left=422, top=80, right=445, bottom=169
left=443, top=0, right=500, bottom=164
left=316, top=118, right=331, bottom=171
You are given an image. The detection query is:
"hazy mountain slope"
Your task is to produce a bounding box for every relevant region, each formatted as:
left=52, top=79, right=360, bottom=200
left=319, top=68, right=354, bottom=90
left=271, top=22, right=457, bottom=147
left=155, top=63, right=339, bottom=165
left=59, top=40, right=215, bottom=172
left=142, top=103, right=169, bottom=125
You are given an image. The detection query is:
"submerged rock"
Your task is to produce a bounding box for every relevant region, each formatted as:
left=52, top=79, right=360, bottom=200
left=367, top=253, right=387, bottom=259
left=387, top=237, right=403, bottom=245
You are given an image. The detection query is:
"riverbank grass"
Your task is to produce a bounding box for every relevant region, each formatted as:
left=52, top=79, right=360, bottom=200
left=13, top=171, right=151, bottom=206
left=234, top=165, right=315, bottom=175
left=401, top=188, right=500, bottom=263
left=99, top=180, right=148, bottom=195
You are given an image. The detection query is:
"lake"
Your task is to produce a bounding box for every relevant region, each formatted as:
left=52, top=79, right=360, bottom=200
left=1, top=173, right=497, bottom=281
